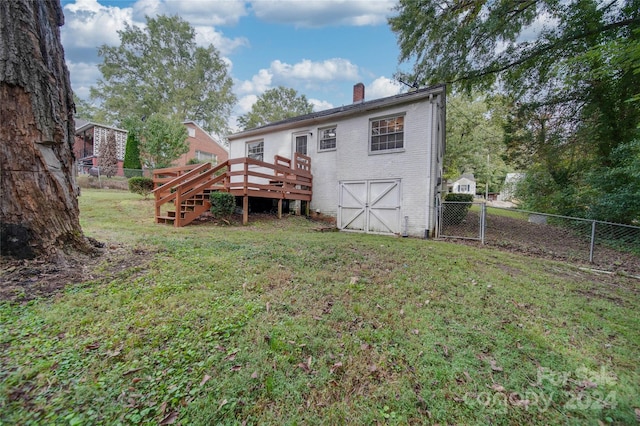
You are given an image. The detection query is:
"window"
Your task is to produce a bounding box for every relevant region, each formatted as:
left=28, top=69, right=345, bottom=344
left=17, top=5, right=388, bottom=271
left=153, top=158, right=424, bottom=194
left=319, top=126, right=337, bottom=151
left=195, top=150, right=217, bottom=164
left=458, top=184, right=470, bottom=192
left=370, top=115, right=404, bottom=153
left=246, top=140, right=264, bottom=161
left=295, top=135, right=308, bottom=155
left=187, top=127, right=196, bottom=138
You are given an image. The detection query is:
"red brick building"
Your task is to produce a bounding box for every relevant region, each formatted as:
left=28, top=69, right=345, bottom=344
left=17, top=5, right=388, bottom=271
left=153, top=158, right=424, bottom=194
left=175, top=121, right=228, bottom=167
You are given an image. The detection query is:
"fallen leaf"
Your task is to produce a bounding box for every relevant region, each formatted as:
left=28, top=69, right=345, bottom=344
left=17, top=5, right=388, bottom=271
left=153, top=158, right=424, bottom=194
left=218, top=399, right=228, bottom=410
left=224, top=351, right=238, bottom=361
left=350, top=276, right=359, bottom=284
left=131, top=377, right=141, bottom=384
left=123, top=367, right=144, bottom=376
left=580, top=380, right=598, bottom=389
left=330, top=362, right=343, bottom=373
left=159, top=411, right=178, bottom=425
left=298, top=363, right=310, bottom=372
left=215, top=345, right=226, bottom=352
left=491, top=383, right=505, bottom=392
left=412, top=329, right=420, bottom=335
left=266, top=302, right=270, bottom=313
left=251, top=371, right=259, bottom=379
left=230, top=365, right=242, bottom=371
left=361, top=343, right=371, bottom=350
left=490, top=360, right=503, bottom=372
left=369, top=364, right=378, bottom=373
left=635, top=408, right=640, bottom=421
left=463, top=371, right=472, bottom=383
left=200, top=374, right=211, bottom=386
left=85, top=342, right=100, bottom=350
left=159, top=401, right=167, bottom=415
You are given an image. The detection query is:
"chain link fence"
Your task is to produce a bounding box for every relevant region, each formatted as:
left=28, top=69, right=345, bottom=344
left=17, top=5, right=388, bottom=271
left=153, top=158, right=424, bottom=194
left=438, top=201, right=485, bottom=243
left=438, top=202, right=640, bottom=273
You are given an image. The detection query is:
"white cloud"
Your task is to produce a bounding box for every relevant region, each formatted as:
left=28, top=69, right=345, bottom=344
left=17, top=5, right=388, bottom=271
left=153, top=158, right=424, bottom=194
left=67, top=61, right=103, bottom=99
left=250, top=0, right=395, bottom=28
left=237, top=69, right=274, bottom=95
left=194, top=26, right=249, bottom=56
left=366, top=76, right=403, bottom=100
left=62, top=0, right=135, bottom=53
left=309, top=98, right=334, bottom=111
left=237, top=94, right=259, bottom=114
left=271, top=58, right=359, bottom=82
left=132, top=0, right=247, bottom=26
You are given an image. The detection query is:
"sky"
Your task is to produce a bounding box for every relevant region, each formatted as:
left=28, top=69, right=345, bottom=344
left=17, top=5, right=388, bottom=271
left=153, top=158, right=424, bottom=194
left=59, top=0, right=409, bottom=131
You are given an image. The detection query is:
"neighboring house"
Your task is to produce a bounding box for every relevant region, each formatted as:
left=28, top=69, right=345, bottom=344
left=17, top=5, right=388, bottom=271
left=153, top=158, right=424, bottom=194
left=498, top=172, right=525, bottom=202
left=74, top=119, right=228, bottom=174
left=74, top=119, right=127, bottom=176
left=174, top=121, right=228, bottom=167
left=227, top=83, right=446, bottom=238
left=449, top=173, right=476, bottom=195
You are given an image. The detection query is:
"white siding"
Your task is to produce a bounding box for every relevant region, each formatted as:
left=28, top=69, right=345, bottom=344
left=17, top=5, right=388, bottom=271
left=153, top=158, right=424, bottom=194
left=228, top=90, right=445, bottom=237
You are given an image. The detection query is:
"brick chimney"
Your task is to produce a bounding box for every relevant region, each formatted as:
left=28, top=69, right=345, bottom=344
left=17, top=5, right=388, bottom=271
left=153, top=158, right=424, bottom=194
left=353, top=82, right=365, bottom=103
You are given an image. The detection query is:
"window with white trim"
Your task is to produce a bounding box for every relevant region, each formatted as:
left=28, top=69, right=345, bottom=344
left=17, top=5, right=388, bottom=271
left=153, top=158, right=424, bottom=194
left=318, top=126, right=337, bottom=151
left=370, top=115, right=404, bottom=153
left=246, top=140, right=264, bottom=161
left=195, top=150, right=217, bottom=164
left=187, top=127, right=196, bottom=138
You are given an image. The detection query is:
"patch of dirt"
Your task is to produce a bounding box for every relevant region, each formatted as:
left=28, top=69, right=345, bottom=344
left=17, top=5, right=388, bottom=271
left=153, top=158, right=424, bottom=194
left=0, top=241, right=152, bottom=303
left=446, top=212, right=640, bottom=277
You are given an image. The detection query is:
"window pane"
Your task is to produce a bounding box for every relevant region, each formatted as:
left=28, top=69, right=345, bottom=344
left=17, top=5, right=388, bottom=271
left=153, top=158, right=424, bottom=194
left=370, top=116, right=404, bottom=152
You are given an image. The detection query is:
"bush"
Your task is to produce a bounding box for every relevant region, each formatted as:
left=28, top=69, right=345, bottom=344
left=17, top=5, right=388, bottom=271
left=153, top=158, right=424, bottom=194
left=443, top=193, right=474, bottom=225
left=210, top=191, right=235, bottom=218
left=128, top=177, right=154, bottom=198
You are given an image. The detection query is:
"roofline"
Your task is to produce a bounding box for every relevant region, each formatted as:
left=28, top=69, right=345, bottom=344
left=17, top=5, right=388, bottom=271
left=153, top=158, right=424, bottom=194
left=182, top=120, right=229, bottom=152
left=228, top=83, right=446, bottom=140
left=75, top=121, right=127, bottom=134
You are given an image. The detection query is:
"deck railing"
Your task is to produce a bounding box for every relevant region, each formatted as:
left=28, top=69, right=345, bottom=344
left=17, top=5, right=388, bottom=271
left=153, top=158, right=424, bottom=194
left=152, top=154, right=312, bottom=226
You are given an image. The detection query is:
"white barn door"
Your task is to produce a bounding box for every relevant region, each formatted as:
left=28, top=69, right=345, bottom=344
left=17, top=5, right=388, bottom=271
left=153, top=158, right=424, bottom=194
left=338, top=179, right=401, bottom=235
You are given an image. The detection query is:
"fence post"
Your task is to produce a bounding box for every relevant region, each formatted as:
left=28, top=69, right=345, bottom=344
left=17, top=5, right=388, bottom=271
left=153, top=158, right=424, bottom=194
left=481, top=203, right=486, bottom=244
left=589, top=220, right=596, bottom=263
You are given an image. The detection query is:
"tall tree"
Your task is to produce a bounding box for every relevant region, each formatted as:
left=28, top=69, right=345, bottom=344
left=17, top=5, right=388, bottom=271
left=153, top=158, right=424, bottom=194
left=1, top=0, right=90, bottom=260
left=123, top=130, right=142, bottom=177
left=446, top=93, right=510, bottom=193
left=238, top=86, right=314, bottom=130
left=99, top=129, right=118, bottom=178
left=91, top=15, right=236, bottom=136
left=138, top=114, right=189, bottom=169
left=390, top=0, right=640, bottom=221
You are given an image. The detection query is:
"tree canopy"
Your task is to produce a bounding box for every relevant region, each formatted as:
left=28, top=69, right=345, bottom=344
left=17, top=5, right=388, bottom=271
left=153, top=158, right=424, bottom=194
left=446, top=93, right=509, bottom=193
left=390, top=0, right=640, bottom=223
left=91, top=15, right=236, bottom=136
left=238, top=86, right=314, bottom=130
left=138, top=114, right=189, bottom=169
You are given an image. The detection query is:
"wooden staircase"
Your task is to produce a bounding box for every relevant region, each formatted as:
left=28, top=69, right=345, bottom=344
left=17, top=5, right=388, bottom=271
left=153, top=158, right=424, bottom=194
left=153, top=162, right=229, bottom=227
left=153, top=153, right=313, bottom=227
left=156, top=188, right=215, bottom=226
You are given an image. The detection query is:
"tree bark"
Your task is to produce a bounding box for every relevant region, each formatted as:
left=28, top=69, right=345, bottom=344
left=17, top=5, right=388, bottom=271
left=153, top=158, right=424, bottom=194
left=0, top=0, right=90, bottom=260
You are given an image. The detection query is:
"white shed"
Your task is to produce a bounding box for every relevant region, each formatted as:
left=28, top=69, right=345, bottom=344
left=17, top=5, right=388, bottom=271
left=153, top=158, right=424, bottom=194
left=227, top=84, right=446, bottom=238
left=449, top=173, right=476, bottom=195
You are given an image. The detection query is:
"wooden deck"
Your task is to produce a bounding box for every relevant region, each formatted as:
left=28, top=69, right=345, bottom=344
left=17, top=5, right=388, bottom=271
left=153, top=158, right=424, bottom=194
left=152, top=154, right=312, bottom=227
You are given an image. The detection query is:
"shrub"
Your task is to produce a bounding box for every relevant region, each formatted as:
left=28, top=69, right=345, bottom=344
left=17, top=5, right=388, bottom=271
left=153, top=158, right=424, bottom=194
left=443, top=193, right=474, bottom=225
left=128, top=177, right=154, bottom=199
left=210, top=191, right=235, bottom=218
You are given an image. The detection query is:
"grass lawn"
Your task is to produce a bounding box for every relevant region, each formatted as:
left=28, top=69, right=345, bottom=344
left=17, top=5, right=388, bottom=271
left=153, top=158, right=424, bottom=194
left=1, top=189, right=638, bottom=425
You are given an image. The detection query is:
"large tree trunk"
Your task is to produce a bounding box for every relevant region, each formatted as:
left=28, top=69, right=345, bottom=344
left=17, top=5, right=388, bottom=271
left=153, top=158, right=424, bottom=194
left=0, top=0, right=90, bottom=260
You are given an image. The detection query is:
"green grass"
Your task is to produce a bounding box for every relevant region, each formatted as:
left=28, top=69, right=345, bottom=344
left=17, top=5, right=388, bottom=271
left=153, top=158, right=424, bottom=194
left=1, top=189, right=639, bottom=425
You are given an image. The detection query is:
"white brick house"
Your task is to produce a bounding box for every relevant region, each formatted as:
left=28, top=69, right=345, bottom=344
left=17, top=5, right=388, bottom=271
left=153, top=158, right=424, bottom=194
left=227, top=83, right=446, bottom=238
